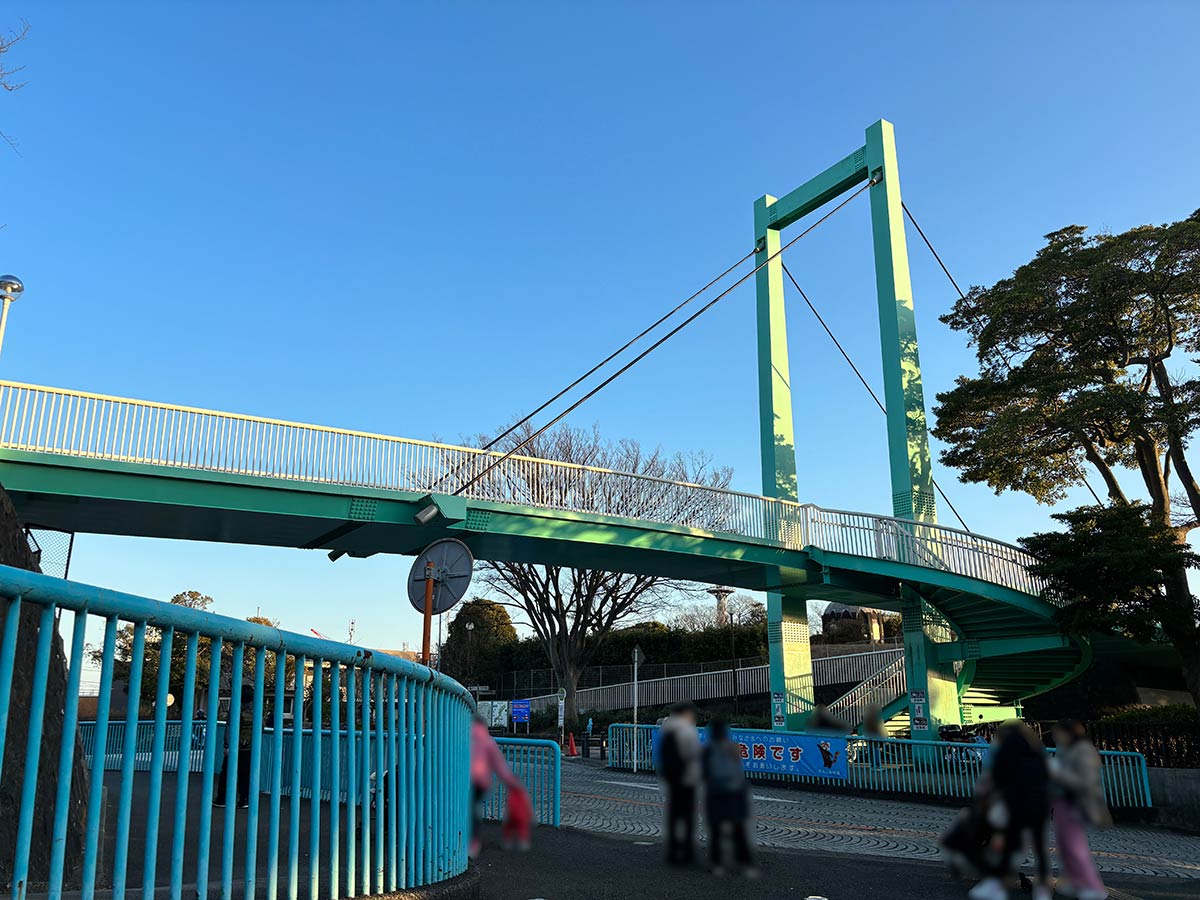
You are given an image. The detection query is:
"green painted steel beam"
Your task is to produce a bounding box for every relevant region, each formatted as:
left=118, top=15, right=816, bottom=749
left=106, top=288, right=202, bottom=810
left=759, top=147, right=869, bottom=233
left=754, top=196, right=797, bottom=503
left=865, top=119, right=937, bottom=523
left=0, top=447, right=1103, bottom=723
left=934, top=634, right=1073, bottom=663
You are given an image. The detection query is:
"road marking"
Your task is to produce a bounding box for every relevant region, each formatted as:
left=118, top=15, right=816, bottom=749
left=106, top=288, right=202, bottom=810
left=599, top=780, right=658, bottom=791
left=752, top=794, right=798, bottom=804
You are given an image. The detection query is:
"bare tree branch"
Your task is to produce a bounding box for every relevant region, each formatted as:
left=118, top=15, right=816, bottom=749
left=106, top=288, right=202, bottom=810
left=0, top=19, right=29, bottom=156
left=467, top=421, right=734, bottom=724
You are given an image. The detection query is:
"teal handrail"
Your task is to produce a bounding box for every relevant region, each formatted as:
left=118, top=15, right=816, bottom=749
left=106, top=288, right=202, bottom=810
left=490, top=737, right=562, bottom=827
left=0, top=565, right=474, bottom=897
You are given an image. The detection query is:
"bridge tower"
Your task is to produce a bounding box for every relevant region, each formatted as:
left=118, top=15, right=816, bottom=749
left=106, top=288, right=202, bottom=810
left=756, top=119, right=960, bottom=737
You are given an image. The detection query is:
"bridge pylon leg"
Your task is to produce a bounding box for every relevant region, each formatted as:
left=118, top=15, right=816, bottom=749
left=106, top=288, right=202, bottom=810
left=900, top=593, right=962, bottom=740
left=768, top=594, right=813, bottom=729
left=865, top=119, right=937, bottom=524
left=754, top=192, right=814, bottom=731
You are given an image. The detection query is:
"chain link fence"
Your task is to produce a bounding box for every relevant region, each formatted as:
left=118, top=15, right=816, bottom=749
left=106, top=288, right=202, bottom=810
left=24, top=526, right=75, bottom=580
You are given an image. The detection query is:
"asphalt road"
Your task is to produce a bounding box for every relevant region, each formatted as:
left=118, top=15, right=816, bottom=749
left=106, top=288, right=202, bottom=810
left=472, top=824, right=1200, bottom=900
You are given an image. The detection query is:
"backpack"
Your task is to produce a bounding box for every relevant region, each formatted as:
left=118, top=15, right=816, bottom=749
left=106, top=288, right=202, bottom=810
left=705, top=743, right=744, bottom=794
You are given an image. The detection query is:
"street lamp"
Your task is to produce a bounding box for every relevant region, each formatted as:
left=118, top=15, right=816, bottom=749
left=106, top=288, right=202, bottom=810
left=0, top=274, right=24, bottom=359
left=708, top=587, right=737, bottom=716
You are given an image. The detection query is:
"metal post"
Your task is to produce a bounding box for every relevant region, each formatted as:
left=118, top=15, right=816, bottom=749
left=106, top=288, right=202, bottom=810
left=730, top=613, right=739, bottom=717
left=0, top=297, right=12, bottom=360
left=631, top=647, right=640, bottom=774
left=421, top=561, right=434, bottom=665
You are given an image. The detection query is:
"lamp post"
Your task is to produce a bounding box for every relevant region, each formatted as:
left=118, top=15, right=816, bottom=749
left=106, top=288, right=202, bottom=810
left=708, top=586, right=737, bottom=716
left=0, top=274, right=25, bottom=359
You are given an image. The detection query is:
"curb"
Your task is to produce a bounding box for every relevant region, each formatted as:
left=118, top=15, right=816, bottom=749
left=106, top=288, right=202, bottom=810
left=377, top=867, right=482, bottom=900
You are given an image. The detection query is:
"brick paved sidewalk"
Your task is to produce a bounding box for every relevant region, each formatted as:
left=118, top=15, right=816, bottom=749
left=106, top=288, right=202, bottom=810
left=558, top=759, right=1200, bottom=881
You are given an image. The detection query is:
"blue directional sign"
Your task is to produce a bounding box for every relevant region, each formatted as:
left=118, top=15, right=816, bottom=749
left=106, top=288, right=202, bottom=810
left=511, top=699, right=531, bottom=723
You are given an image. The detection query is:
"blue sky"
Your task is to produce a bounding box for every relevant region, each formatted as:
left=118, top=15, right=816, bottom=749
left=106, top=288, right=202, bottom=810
left=4, top=4, right=1198, bottom=653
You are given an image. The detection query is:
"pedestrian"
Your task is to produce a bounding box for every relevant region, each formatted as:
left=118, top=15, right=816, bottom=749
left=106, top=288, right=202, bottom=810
left=969, top=721, right=1052, bottom=900
left=470, top=713, right=528, bottom=858
left=656, top=701, right=700, bottom=866
left=1050, top=720, right=1111, bottom=900
left=864, top=705, right=885, bottom=767
left=214, top=685, right=255, bottom=808
left=702, top=719, right=757, bottom=877
left=808, top=703, right=849, bottom=734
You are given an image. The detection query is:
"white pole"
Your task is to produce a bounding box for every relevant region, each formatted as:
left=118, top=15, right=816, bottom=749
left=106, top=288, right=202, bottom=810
left=632, top=652, right=639, bottom=773
left=0, top=297, right=12, bottom=359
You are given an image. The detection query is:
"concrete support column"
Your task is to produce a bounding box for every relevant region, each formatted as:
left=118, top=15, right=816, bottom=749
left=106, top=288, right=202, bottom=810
left=768, top=595, right=813, bottom=729
left=901, top=595, right=962, bottom=740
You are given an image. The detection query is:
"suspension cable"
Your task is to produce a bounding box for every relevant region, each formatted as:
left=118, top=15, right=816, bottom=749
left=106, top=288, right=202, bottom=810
left=780, top=261, right=972, bottom=532
left=901, top=200, right=1104, bottom=505
left=478, top=247, right=758, bottom=454
left=453, top=178, right=877, bottom=496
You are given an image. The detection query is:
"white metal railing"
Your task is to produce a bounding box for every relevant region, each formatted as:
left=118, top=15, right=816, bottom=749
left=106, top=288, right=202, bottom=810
left=523, top=648, right=903, bottom=714
left=818, top=647, right=903, bottom=685
left=0, top=382, right=1048, bottom=599
left=827, top=654, right=907, bottom=727
left=529, top=665, right=770, bottom=714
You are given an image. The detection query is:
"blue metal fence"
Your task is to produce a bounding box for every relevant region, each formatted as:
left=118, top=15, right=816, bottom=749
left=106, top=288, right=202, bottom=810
left=481, top=738, right=561, bottom=827
left=0, top=565, right=475, bottom=899
left=607, top=723, right=1153, bottom=808
left=74, top=723, right=562, bottom=827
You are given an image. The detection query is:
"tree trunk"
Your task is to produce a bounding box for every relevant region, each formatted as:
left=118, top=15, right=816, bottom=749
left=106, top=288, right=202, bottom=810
left=0, top=486, right=90, bottom=888
left=561, top=663, right=580, bottom=730
left=1160, top=559, right=1200, bottom=721
left=1180, top=639, right=1200, bottom=723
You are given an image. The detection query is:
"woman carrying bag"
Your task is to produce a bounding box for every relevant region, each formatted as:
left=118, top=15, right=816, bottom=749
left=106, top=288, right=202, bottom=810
left=1050, top=720, right=1112, bottom=900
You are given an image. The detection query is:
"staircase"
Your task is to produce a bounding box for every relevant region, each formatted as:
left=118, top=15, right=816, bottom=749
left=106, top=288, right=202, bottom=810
left=827, top=654, right=907, bottom=729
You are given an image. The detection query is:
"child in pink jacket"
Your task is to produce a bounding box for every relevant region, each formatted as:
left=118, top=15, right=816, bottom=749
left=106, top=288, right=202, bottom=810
left=470, top=715, right=529, bottom=857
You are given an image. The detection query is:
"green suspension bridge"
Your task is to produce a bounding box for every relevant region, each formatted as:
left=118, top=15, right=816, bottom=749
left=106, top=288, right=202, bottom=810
left=0, top=120, right=1108, bottom=736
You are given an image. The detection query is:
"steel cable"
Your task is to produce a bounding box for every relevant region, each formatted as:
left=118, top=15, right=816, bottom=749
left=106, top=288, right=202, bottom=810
left=453, top=178, right=876, bottom=496
left=901, top=201, right=1103, bottom=505
left=779, top=261, right=971, bottom=532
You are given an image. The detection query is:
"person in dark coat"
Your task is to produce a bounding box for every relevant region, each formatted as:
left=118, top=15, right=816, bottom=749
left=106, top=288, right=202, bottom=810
left=969, top=721, right=1051, bottom=900
left=702, top=719, right=756, bottom=876
left=656, top=702, right=700, bottom=865
left=215, top=685, right=255, bottom=808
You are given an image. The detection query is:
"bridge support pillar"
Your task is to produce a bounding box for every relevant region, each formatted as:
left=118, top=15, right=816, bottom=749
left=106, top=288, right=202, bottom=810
left=901, top=595, right=961, bottom=740
left=865, top=119, right=937, bottom=524
left=768, top=594, right=813, bottom=729
left=755, top=184, right=814, bottom=730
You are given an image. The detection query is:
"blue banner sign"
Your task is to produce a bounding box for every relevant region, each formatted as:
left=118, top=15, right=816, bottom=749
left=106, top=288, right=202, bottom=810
left=511, top=699, right=531, bottom=723
left=653, top=726, right=849, bottom=780
left=727, top=729, right=848, bottom=780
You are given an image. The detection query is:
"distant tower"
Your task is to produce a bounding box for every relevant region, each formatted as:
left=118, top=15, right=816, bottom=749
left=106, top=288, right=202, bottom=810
left=708, top=586, right=734, bottom=627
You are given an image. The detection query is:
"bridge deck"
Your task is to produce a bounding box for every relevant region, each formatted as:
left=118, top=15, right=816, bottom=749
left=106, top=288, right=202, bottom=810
left=0, top=381, right=1100, bottom=709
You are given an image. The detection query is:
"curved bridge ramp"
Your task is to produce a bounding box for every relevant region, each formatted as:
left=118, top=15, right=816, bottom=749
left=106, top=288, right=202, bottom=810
left=0, top=381, right=1089, bottom=725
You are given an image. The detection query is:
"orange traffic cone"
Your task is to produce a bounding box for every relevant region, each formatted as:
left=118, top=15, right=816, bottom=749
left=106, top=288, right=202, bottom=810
left=567, top=732, right=579, bottom=757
